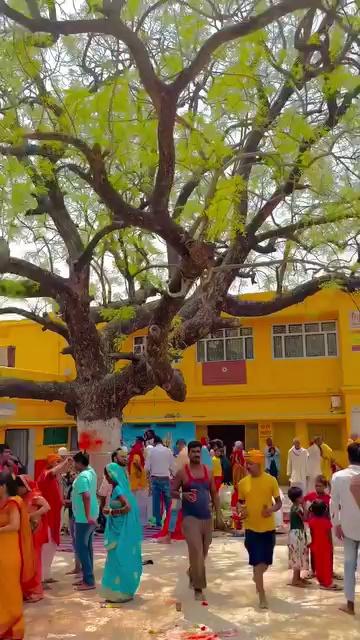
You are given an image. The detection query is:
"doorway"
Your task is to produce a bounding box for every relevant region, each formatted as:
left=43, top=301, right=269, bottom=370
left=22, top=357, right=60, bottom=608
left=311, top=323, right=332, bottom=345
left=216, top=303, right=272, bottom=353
left=207, top=425, right=246, bottom=456
left=5, top=429, right=29, bottom=470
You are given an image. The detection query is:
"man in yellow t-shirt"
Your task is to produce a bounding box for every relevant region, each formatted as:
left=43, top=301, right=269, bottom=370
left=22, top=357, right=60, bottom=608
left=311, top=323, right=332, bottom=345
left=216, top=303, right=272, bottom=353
left=238, top=450, right=282, bottom=609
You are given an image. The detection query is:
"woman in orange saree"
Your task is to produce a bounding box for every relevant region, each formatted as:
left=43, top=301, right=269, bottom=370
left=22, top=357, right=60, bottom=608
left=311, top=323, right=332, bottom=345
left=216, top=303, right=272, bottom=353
left=0, top=471, right=36, bottom=640
left=16, top=475, right=50, bottom=602
left=230, top=441, right=246, bottom=486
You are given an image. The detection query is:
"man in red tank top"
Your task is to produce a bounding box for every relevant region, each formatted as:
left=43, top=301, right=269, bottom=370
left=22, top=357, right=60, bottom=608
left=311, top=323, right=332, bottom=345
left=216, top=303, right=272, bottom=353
left=172, top=440, right=224, bottom=601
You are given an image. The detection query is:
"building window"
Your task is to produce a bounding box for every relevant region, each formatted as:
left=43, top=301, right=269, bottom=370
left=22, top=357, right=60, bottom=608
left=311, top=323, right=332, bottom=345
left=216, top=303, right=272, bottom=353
left=197, top=328, right=254, bottom=363
left=133, top=336, right=146, bottom=355
left=43, top=427, right=69, bottom=446
left=273, top=322, right=338, bottom=359
left=0, top=346, right=16, bottom=367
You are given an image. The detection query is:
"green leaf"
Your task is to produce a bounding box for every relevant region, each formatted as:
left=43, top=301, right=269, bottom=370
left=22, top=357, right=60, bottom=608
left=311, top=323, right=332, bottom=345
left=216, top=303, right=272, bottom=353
left=125, top=0, right=141, bottom=19
left=11, top=182, right=37, bottom=213
left=100, top=306, right=136, bottom=322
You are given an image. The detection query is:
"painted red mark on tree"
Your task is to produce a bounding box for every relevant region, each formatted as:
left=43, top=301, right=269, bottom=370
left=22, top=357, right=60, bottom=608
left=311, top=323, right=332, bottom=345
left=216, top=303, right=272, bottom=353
left=78, top=431, right=104, bottom=452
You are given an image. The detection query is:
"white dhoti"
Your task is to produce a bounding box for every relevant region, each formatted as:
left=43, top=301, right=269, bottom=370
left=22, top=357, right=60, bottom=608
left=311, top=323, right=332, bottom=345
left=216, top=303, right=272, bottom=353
left=41, top=527, right=58, bottom=581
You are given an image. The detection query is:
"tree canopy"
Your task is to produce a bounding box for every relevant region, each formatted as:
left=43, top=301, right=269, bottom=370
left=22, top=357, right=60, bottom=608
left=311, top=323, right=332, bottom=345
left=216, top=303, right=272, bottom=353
left=0, top=0, right=359, bottom=425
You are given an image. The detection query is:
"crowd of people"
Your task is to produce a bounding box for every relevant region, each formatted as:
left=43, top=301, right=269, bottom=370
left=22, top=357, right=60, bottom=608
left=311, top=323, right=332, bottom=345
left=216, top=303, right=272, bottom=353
left=1, top=431, right=360, bottom=638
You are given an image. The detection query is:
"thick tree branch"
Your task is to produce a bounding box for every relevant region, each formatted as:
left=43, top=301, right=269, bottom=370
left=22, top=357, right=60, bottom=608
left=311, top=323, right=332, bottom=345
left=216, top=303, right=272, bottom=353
left=0, top=307, right=69, bottom=340
left=109, top=352, right=140, bottom=361
left=0, top=140, right=83, bottom=260
left=256, top=211, right=360, bottom=244
left=44, top=182, right=84, bottom=260
left=0, top=278, right=45, bottom=298
left=151, top=89, right=177, bottom=214
left=4, top=257, right=71, bottom=296
left=0, top=377, right=75, bottom=402
left=22, top=131, right=191, bottom=256
left=75, top=223, right=126, bottom=271
left=0, top=2, right=163, bottom=109
left=172, top=0, right=322, bottom=95
left=0, top=142, right=61, bottom=160
left=222, top=276, right=360, bottom=317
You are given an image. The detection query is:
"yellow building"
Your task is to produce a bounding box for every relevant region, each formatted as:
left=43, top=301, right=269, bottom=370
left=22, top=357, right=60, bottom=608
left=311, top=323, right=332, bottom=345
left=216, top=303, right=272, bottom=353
left=0, top=289, right=360, bottom=483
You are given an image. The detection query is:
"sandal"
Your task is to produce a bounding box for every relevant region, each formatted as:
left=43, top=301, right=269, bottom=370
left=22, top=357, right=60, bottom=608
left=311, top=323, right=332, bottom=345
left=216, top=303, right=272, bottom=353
left=43, top=578, right=58, bottom=584
left=320, top=584, right=342, bottom=591
left=75, top=584, right=96, bottom=591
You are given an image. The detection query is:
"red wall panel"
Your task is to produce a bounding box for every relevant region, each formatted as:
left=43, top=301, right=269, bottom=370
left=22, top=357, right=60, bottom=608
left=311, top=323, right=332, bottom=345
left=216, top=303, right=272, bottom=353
left=202, top=360, right=247, bottom=385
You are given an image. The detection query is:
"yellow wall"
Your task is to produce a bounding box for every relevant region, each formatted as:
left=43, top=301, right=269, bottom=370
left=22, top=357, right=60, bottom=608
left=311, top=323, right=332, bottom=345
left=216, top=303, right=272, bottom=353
left=123, top=290, right=359, bottom=421
left=0, top=320, right=74, bottom=375
left=0, top=289, right=359, bottom=479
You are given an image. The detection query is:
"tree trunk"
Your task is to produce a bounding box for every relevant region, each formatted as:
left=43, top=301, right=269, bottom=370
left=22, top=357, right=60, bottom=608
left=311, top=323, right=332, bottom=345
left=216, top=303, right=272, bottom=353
left=77, top=416, right=122, bottom=480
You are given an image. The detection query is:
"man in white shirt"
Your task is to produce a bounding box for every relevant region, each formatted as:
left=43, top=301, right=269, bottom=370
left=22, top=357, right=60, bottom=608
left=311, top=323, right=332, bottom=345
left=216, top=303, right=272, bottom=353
left=287, top=439, right=308, bottom=492
left=145, top=435, right=175, bottom=527
left=331, top=442, right=360, bottom=615
left=307, top=440, right=322, bottom=492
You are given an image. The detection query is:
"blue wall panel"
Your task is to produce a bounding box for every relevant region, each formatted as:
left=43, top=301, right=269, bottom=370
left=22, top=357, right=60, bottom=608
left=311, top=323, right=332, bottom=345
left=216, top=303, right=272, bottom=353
left=122, top=422, right=195, bottom=451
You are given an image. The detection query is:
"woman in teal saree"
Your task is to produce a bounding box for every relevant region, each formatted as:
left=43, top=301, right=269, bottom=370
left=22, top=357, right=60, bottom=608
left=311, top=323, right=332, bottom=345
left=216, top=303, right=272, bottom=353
left=101, top=461, right=142, bottom=603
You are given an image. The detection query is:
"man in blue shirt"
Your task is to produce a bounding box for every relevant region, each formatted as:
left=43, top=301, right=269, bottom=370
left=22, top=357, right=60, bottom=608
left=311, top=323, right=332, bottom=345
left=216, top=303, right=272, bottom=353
left=72, top=451, right=99, bottom=590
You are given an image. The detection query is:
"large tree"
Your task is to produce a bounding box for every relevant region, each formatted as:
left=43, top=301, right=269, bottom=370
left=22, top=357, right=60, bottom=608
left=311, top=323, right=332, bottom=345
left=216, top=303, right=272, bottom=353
left=0, top=0, right=359, bottom=454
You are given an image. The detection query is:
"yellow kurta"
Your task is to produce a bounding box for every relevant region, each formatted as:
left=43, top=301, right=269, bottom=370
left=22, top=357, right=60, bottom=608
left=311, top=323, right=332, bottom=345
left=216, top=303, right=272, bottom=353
left=321, top=443, right=333, bottom=481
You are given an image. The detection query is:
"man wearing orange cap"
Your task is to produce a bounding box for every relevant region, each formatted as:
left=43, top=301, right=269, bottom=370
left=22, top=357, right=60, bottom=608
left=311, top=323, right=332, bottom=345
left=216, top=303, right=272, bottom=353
left=38, top=454, right=72, bottom=583
left=238, top=450, right=282, bottom=609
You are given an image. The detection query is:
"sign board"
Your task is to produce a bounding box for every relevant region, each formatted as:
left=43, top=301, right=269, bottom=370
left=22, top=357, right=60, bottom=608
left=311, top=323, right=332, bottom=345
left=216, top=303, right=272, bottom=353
left=0, top=403, right=15, bottom=417
left=350, top=311, right=360, bottom=330
left=351, top=333, right=360, bottom=352
left=258, top=423, right=273, bottom=450
left=259, top=423, right=272, bottom=439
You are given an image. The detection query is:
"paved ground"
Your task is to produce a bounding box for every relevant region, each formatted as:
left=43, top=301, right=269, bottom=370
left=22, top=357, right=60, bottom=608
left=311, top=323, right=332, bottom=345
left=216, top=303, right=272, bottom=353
left=25, top=536, right=360, bottom=640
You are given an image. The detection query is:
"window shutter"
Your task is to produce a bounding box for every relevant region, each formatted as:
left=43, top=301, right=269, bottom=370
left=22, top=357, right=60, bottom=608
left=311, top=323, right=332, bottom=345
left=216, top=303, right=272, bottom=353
left=7, top=346, right=16, bottom=367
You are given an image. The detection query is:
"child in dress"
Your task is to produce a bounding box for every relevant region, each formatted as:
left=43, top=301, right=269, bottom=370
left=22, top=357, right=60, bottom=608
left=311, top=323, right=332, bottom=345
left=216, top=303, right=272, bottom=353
left=288, top=486, right=309, bottom=587
left=308, top=500, right=340, bottom=590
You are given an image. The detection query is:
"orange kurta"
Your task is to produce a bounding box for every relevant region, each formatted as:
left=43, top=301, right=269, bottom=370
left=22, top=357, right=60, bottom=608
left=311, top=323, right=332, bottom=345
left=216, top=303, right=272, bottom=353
left=0, top=496, right=35, bottom=639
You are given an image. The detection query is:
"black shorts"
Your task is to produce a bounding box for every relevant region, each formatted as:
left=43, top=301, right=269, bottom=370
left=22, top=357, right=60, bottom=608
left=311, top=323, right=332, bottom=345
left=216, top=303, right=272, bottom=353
left=244, top=529, right=276, bottom=567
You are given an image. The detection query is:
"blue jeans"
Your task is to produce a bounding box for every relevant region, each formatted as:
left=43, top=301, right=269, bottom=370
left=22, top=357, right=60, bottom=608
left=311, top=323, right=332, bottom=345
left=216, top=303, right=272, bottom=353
left=151, top=477, right=171, bottom=527
left=169, top=502, right=179, bottom=533
left=344, top=537, right=360, bottom=603
left=69, top=516, right=80, bottom=567
left=75, top=523, right=96, bottom=586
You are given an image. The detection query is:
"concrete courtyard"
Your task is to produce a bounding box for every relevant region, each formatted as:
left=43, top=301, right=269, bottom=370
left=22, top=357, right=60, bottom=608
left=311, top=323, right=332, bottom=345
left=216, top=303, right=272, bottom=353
left=25, top=536, right=360, bottom=640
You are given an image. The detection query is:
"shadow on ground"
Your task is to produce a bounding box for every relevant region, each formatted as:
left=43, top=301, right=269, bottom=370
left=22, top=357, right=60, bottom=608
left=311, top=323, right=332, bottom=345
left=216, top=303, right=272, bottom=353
left=25, top=538, right=358, bottom=640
